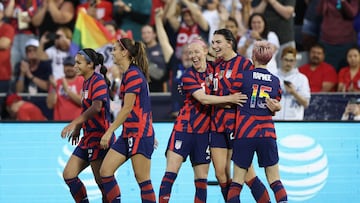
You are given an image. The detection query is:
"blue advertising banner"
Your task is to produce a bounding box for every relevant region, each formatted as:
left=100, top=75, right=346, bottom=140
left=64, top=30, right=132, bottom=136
left=0, top=122, right=359, bottom=202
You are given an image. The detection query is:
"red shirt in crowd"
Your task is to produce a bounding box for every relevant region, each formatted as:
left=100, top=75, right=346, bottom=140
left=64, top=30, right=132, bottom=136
left=338, top=66, right=360, bottom=91
left=299, top=62, right=338, bottom=92
left=17, top=102, right=46, bottom=121
left=77, top=1, right=113, bottom=22
left=53, top=76, right=84, bottom=121
left=0, top=22, right=15, bottom=81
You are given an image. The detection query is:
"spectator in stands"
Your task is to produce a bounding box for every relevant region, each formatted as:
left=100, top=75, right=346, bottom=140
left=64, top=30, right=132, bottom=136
left=238, top=12, right=280, bottom=75
left=317, top=0, right=359, bottom=71
left=113, top=0, right=151, bottom=41
left=31, top=0, right=75, bottom=38
left=273, top=46, right=311, bottom=120
left=165, top=0, right=209, bottom=59
left=301, top=0, right=321, bottom=52
left=5, top=93, right=46, bottom=121
left=77, top=0, right=113, bottom=23
left=141, top=24, right=169, bottom=92
left=15, top=38, right=52, bottom=94
left=299, top=44, right=338, bottom=92
left=224, top=17, right=243, bottom=48
left=37, top=26, right=72, bottom=80
left=4, top=0, right=38, bottom=75
left=338, top=47, right=360, bottom=92
left=104, top=20, right=133, bottom=41
left=46, top=56, right=83, bottom=121
left=155, top=8, right=193, bottom=118
left=0, top=2, right=15, bottom=93
left=201, top=0, right=221, bottom=44
left=149, top=0, right=165, bottom=26
left=252, top=0, right=296, bottom=65
left=341, top=98, right=360, bottom=121
left=222, top=0, right=244, bottom=30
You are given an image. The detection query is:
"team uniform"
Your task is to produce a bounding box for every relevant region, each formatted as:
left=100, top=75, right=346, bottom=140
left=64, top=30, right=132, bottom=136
left=232, top=68, right=282, bottom=169
left=73, top=72, right=115, bottom=162
left=166, top=66, right=212, bottom=165
left=111, top=65, right=155, bottom=159
left=208, top=55, right=253, bottom=149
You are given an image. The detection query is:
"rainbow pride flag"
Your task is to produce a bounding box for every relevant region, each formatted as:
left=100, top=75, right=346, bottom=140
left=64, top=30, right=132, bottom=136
left=72, top=9, right=113, bottom=53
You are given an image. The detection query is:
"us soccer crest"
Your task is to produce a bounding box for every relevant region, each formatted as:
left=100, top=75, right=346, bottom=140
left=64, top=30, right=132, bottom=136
left=83, top=90, right=88, bottom=99
left=219, top=70, right=225, bottom=79
left=175, top=140, right=182, bottom=150
left=225, top=70, right=232, bottom=78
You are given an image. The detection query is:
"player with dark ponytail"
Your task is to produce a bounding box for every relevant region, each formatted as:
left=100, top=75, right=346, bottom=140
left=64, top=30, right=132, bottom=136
left=99, top=38, right=156, bottom=203
left=61, top=48, right=115, bottom=203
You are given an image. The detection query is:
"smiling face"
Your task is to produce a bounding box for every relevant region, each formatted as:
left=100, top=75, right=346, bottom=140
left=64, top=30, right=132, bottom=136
left=75, top=54, right=92, bottom=78
left=64, top=64, right=77, bottom=79
left=211, top=34, right=233, bottom=60
left=250, top=15, right=265, bottom=34
left=187, top=42, right=208, bottom=72
left=141, top=25, right=156, bottom=45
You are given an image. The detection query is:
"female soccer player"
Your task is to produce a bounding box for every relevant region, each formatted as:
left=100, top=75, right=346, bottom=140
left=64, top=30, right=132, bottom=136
left=210, top=29, right=280, bottom=202
left=158, top=38, right=246, bottom=203
left=61, top=48, right=114, bottom=203
left=227, top=41, right=287, bottom=203
left=99, top=38, right=156, bottom=203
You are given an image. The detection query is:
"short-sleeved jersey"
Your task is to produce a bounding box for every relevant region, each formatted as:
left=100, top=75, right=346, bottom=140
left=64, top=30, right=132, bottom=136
left=235, top=68, right=282, bottom=139
left=17, top=102, right=46, bottom=121
left=53, top=76, right=84, bottom=121
left=299, top=62, right=338, bottom=92
left=81, top=72, right=112, bottom=143
left=208, top=55, right=253, bottom=133
left=120, top=65, right=154, bottom=138
left=173, top=66, right=211, bottom=134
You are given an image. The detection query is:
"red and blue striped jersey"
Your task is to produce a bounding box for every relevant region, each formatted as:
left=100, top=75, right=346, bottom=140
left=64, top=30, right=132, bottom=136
left=208, top=55, right=253, bottom=133
left=173, top=66, right=211, bottom=134
left=235, top=68, right=282, bottom=139
left=120, top=65, right=154, bottom=138
left=81, top=72, right=112, bottom=144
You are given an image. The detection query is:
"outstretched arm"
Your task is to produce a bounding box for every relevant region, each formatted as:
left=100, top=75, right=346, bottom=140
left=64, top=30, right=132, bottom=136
left=155, top=8, right=174, bottom=63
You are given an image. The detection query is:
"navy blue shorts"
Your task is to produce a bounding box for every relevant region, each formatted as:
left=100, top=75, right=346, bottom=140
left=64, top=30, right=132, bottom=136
left=232, top=138, right=279, bottom=169
left=209, top=131, right=234, bottom=149
left=73, top=145, right=109, bottom=162
left=166, top=131, right=211, bottom=166
left=111, top=136, right=154, bottom=159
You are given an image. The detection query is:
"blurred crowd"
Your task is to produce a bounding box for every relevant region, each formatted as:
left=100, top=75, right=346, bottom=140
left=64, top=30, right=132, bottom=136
left=0, top=0, right=360, bottom=121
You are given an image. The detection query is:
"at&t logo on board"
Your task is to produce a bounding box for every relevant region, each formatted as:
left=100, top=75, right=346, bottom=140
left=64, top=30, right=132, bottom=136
left=278, top=134, right=329, bottom=202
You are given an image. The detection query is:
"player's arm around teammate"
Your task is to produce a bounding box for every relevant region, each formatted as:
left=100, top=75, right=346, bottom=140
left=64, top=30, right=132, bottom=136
left=228, top=41, right=287, bottom=203
left=158, top=38, right=246, bottom=203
